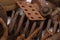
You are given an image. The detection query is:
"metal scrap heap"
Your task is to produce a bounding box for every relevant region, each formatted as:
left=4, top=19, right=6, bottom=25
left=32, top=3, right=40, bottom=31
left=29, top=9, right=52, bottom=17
left=0, top=0, right=60, bottom=40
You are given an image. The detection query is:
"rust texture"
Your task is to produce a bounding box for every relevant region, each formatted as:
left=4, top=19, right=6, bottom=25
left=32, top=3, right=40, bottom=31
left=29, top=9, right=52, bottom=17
left=0, top=5, right=7, bottom=23
left=0, top=0, right=60, bottom=40
left=46, top=32, right=60, bottom=40
left=16, top=1, right=45, bottom=20
left=0, top=17, right=8, bottom=40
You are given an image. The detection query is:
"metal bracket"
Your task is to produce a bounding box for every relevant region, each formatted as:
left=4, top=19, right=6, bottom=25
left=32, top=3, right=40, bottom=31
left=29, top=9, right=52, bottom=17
left=16, top=1, right=45, bottom=20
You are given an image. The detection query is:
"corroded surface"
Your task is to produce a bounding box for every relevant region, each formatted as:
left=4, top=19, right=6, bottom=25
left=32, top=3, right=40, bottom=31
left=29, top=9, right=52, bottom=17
left=0, top=0, right=60, bottom=40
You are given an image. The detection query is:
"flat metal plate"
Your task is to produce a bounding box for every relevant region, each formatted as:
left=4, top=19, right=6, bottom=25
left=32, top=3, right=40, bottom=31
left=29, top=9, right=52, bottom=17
left=16, top=1, right=45, bottom=20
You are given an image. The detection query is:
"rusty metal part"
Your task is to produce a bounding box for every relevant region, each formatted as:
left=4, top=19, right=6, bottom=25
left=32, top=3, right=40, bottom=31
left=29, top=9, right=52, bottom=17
left=16, top=34, right=25, bottom=40
left=46, top=21, right=58, bottom=35
left=29, top=22, right=37, bottom=36
left=26, top=21, right=44, bottom=40
left=0, top=0, right=17, bottom=11
left=16, top=18, right=44, bottom=40
left=9, top=11, right=19, bottom=33
left=46, top=32, right=60, bottom=40
left=0, top=0, right=26, bottom=11
left=16, top=1, right=45, bottom=20
left=41, top=6, right=52, bottom=17
left=22, top=20, right=30, bottom=34
left=8, top=11, right=15, bottom=32
left=41, top=19, right=52, bottom=40
left=15, top=20, right=44, bottom=40
left=51, top=8, right=60, bottom=24
left=15, top=15, right=25, bottom=35
left=0, top=17, right=8, bottom=40
left=51, top=8, right=60, bottom=16
left=46, top=19, right=53, bottom=35
left=0, top=5, right=7, bottom=23
left=0, top=0, right=60, bottom=40
left=52, top=15, right=59, bottom=24
left=42, top=19, right=58, bottom=40
left=53, top=22, right=58, bottom=33
left=16, top=19, right=43, bottom=40
left=31, top=0, right=55, bottom=17
left=16, top=20, right=29, bottom=40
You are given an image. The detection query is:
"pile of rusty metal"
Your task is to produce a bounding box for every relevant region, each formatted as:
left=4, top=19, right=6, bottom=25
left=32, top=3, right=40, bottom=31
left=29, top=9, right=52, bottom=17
left=0, top=0, right=60, bottom=40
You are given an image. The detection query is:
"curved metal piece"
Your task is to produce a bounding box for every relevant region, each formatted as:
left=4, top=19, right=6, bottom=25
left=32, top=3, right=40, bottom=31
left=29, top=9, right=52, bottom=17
left=41, top=6, right=52, bottom=17
left=0, top=17, right=8, bottom=40
left=0, top=5, right=7, bottom=23
left=0, top=0, right=16, bottom=11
